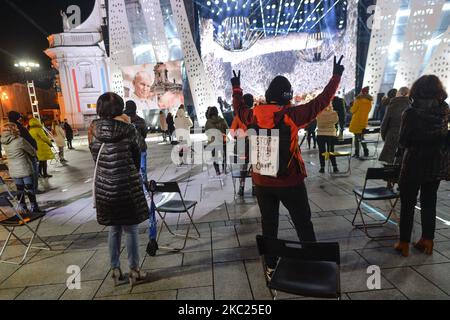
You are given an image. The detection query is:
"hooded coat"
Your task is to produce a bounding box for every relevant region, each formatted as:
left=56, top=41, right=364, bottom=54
left=379, top=96, right=411, bottom=163
left=28, top=118, right=54, bottom=161
left=349, top=94, right=373, bottom=134
left=398, top=99, right=449, bottom=185
left=205, top=115, right=229, bottom=144
left=1, top=131, right=36, bottom=178
left=174, top=109, right=193, bottom=145
left=316, top=107, right=338, bottom=137
left=89, top=118, right=148, bottom=226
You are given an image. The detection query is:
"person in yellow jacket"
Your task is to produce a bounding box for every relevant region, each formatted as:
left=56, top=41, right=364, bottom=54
left=316, top=104, right=339, bottom=173
left=29, top=118, right=54, bottom=178
left=349, top=87, right=373, bottom=158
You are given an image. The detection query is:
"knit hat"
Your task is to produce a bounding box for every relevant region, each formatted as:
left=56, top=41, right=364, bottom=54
left=361, top=86, right=370, bottom=95
left=7, top=111, right=22, bottom=123
left=124, top=100, right=137, bottom=116
left=265, top=76, right=292, bottom=105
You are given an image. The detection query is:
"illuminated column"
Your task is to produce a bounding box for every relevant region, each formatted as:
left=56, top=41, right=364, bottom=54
left=140, top=0, right=170, bottom=62
left=393, top=0, right=446, bottom=88
left=422, top=25, right=450, bottom=93
left=108, top=0, right=134, bottom=96
left=169, top=0, right=216, bottom=126
left=362, top=0, right=401, bottom=101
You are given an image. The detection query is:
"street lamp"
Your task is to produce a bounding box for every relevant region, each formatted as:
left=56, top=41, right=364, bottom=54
left=14, top=61, right=41, bottom=120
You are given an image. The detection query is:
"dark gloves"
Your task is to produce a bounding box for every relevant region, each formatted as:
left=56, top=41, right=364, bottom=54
left=231, top=70, right=241, bottom=87
left=333, top=55, right=345, bottom=76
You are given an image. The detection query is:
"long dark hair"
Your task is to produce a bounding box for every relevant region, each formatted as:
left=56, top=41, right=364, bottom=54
left=410, top=75, right=448, bottom=102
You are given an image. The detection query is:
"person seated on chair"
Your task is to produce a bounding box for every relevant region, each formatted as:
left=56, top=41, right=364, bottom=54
left=28, top=118, right=54, bottom=178
left=230, top=94, right=255, bottom=196
left=1, top=123, right=44, bottom=214
left=205, top=106, right=229, bottom=175
left=349, top=86, right=373, bottom=159
left=316, top=104, right=339, bottom=174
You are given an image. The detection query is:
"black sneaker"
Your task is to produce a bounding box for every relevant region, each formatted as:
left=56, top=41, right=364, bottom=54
left=252, top=187, right=256, bottom=197
left=238, top=187, right=244, bottom=197
left=319, top=168, right=325, bottom=174
left=333, top=167, right=340, bottom=173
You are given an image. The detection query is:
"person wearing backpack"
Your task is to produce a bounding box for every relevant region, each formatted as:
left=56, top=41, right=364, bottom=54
left=231, top=56, right=345, bottom=275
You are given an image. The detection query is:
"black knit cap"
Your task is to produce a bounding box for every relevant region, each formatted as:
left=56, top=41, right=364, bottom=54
left=124, top=100, right=137, bottom=116
left=7, top=111, right=22, bottom=122
left=265, top=76, right=292, bottom=105
left=243, top=94, right=254, bottom=108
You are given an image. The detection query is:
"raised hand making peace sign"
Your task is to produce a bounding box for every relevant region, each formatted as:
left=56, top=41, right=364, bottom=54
left=231, top=70, right=241, bottom=87
left=333, top=55, right=345, bottom=76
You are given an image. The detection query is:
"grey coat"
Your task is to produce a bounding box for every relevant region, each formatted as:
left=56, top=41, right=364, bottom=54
left=379, top=97, right=411, bottom=164
left=1, top=132, right=36, bottom=178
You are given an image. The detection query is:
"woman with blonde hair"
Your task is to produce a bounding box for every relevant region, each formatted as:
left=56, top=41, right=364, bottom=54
left=1, top=122, right=43, bottom=213
left=52, top=120, right=67, bottom=163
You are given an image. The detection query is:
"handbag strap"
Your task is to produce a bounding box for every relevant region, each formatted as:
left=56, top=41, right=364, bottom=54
left=92, top=143, right=105, bottom=205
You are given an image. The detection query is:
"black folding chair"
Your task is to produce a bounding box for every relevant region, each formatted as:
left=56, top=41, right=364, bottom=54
left=0, top=178, right=51, bottom=265
left=351, top=167, right=400, bottom=239
left=153, top=181, right=200, bottom=252
left=360, top=127, right=381, bottom=159
left=256, top=235, right=341, bottom=300
left=327, top=137, right=353, bottom=176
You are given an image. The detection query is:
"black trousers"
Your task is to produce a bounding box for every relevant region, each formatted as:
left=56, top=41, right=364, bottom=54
left=255, top=183, right=316, bottom=268
left=399, top=180, right=441, bottom=242
left=39, top=161, right=48, bottom=176
left=317, top=135, right=337, bottom=169
left=67, top=138, right=73, bottom=149
left=307, top=130, right=316, bottom=149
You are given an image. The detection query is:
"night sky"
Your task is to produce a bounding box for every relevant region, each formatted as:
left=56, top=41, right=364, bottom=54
left=0, top=0, right=96, bottom=76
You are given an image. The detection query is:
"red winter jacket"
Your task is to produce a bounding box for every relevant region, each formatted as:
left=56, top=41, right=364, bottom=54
left=232, top=75, right=341, bottom=187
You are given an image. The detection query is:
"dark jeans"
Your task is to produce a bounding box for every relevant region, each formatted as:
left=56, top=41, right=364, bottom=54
left=307, top=130, right=316, bottom=149
left=211, top=142, right=227, bottom=175
left=354, top=133, right=368, bottom=156
left=67, top=138, right=73, bottom=149
left=317, top=135, right=337, bottom=169
left=39, top=160, right=48, bottom=176
left=255, top=183, right=316, bottom=268
left=399, top=180, right=441, bottom=242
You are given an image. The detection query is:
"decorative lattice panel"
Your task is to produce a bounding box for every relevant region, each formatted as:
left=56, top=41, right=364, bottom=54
left=108, top=0, right=134, bottom=96
left=363, top=0, right=401, bottom=100
left=394, top=0, right=446, bottom=89
left=422, top=24, right=450, bottom=92
left=169, top=0, right=217, bottom=127
left=140, top=0, right=170, bottom=62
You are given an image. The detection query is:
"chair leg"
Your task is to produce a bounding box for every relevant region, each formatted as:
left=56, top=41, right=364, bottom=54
left=352, top=195, right=399, bottom=239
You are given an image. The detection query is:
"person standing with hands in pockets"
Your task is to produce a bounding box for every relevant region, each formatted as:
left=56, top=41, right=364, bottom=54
left=231, top=56, right=345, bottom=277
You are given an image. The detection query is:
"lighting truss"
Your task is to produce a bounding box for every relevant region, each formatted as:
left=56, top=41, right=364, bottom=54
left=215, top=16, right=264, bottom=51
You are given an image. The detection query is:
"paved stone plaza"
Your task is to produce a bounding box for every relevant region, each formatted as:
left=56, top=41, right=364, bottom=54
left=1, top=133, right=450, bottom=300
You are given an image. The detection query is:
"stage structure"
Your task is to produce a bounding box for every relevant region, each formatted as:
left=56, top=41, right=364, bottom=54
left=363, top=0, right=450, bottom=108
left=45, top=0, right=109, bottom=129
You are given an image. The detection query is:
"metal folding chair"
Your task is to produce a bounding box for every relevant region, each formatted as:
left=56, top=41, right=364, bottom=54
left=0, top=178, right=51, bottom=265
left=256, top=235, right=341, bottom=300
left=360, top=127, right=381, bottom=160
left=351, top=167, right=400, bottom=239
left=153, top=181, right=200, bottom=252
left=326, top=137, right=353, bottom=176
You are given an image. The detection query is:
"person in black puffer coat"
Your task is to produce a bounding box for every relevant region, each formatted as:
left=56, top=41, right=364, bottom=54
left=89, top=92, right=148, bottom=285
left=394, top=75, right=450, bottom=257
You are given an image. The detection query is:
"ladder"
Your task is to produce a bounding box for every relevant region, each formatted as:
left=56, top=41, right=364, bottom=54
left=27, top=80, right=40, bottom=121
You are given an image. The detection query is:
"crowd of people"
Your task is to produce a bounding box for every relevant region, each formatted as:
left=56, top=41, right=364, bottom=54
left=1, top=56, right=448, bottom=289
left=0, top=112, right=75, bottom=215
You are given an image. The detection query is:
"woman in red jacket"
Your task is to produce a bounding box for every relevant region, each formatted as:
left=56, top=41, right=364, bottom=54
left=231, top=56, right=345, bottom=274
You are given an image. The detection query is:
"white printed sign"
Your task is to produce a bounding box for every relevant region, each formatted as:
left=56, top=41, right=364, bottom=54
left=250, top=135, right=279, bottom=177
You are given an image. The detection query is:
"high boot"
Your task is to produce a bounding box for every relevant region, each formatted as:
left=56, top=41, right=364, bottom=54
left=394, top=241, right=410, bottom=257
left=25, top=184, right=44, bottom=213
left=414, top=238, right=434, bottom=255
